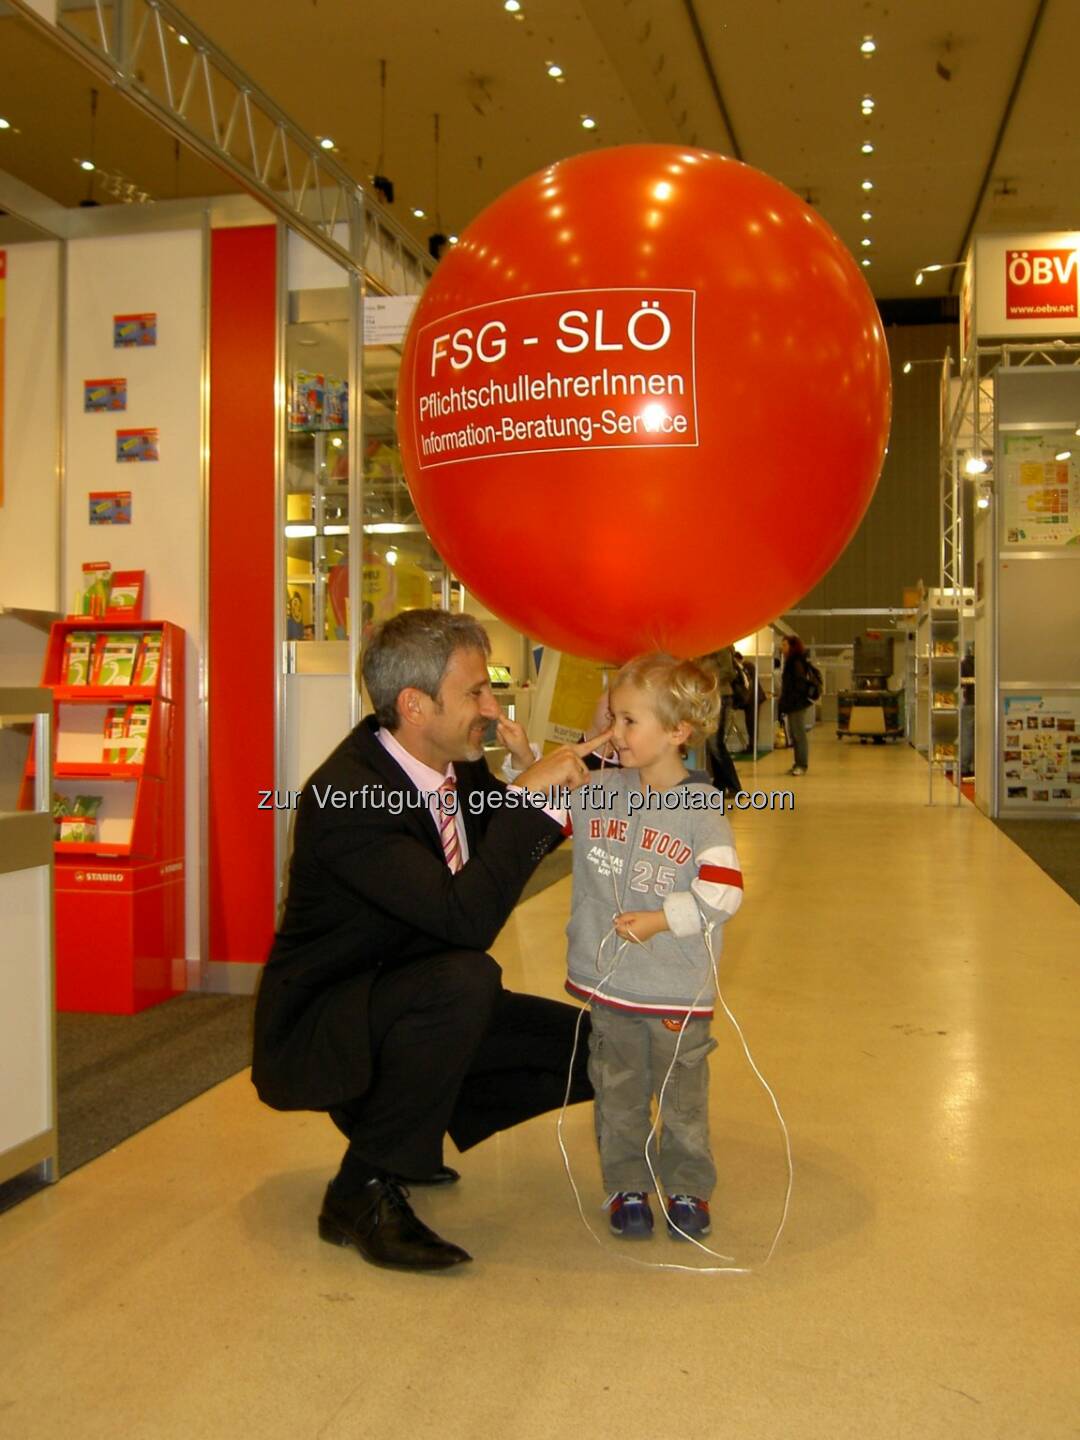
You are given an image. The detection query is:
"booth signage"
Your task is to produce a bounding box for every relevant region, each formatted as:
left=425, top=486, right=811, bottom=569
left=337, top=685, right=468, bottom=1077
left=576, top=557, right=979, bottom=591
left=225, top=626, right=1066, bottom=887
left=409, top=287, right=698, bottom=469
left=364, top=294, right=419, bottom=346
left=973, top=232, right=1080, bottom=340
left=1005, top=248, right=1078, bottom=320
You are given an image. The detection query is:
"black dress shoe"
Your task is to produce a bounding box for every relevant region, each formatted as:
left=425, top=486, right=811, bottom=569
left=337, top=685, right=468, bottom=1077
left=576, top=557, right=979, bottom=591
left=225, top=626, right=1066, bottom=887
left=394, top=1164, right=460, bottom=1187
left=318, top=1177, right=472, bottom=1271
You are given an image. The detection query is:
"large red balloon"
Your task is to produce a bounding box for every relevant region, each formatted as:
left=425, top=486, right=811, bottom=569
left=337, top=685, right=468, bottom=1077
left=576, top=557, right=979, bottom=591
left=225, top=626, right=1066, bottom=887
left=398, top=145, right=890, bottom=661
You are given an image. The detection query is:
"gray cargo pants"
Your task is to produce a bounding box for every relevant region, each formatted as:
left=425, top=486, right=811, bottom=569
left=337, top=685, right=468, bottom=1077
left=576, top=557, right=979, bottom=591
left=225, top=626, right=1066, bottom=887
left=588, top=1002, right=718, bottom=1198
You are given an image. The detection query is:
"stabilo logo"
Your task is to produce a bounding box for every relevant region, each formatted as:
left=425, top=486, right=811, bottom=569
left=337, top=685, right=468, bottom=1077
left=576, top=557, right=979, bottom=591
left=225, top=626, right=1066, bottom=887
left=1005, top=249, right=1079, bottom=320
left=80, top=871, right=124, bottom=883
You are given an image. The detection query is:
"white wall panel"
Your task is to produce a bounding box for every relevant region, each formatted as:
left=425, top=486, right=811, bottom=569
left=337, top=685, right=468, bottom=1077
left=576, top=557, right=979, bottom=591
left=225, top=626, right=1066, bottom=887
left=64, top=228, right=205, bottom=961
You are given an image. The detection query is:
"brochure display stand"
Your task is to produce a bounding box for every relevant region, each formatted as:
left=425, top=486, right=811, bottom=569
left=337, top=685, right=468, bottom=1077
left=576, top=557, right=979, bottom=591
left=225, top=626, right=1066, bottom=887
left=20, top=619, right=185, bottom=1013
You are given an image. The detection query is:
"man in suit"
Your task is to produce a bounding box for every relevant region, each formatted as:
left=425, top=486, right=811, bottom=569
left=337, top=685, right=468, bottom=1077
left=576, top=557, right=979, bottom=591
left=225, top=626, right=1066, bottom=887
left=252, top=609, right=603, bottom=1272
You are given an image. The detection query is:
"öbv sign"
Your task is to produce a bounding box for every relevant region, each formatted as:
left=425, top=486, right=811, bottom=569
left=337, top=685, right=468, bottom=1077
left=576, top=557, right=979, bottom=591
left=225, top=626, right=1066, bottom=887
left=1006, top=248, right=1079, bottom=320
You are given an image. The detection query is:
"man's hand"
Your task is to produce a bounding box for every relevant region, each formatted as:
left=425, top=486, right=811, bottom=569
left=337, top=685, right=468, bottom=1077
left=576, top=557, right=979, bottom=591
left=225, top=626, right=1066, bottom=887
left=495, top=713, right=535, bottom=773
left=613, top=909, right=668, bottom=944
left=517, top=729, right=614, bottom=794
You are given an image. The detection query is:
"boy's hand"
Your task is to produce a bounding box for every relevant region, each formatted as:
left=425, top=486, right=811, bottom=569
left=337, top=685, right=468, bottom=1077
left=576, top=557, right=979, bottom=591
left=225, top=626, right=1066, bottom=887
left=613, top=910, right=668, bottom=944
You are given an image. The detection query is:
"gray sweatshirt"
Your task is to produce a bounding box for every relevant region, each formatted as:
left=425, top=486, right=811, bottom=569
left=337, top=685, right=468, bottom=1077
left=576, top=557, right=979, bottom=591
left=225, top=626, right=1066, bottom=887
left=564, top=768, right=743, bottom=1018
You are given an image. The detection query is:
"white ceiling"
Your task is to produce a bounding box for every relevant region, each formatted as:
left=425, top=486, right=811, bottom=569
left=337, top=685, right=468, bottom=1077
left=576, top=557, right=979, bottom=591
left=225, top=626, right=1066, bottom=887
left=2, top=0, right=1077, bottom=299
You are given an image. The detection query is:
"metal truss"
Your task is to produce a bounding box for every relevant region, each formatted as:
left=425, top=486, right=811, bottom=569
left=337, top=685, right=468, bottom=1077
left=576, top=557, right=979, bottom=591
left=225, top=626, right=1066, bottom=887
left=33, top=0, right=431, bottom=291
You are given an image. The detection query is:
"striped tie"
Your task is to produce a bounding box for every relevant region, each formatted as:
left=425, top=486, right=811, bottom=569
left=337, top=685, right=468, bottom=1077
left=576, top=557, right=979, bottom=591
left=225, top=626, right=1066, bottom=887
left=437, top=777, right=462, bottom=873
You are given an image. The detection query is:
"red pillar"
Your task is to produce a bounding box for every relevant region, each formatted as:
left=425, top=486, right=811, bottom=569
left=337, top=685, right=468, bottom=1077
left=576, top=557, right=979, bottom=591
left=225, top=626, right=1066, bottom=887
left=208, top=226, right=277, bottom=966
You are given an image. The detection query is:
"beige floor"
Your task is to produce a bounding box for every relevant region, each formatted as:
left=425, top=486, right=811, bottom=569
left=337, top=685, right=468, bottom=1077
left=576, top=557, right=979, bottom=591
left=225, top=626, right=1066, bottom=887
left=2, top=735, right=1079, bottom=1439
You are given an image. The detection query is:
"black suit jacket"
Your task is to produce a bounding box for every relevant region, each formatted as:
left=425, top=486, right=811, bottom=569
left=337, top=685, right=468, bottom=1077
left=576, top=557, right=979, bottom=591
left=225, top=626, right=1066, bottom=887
left=251, top=717, right=563, bottom=1111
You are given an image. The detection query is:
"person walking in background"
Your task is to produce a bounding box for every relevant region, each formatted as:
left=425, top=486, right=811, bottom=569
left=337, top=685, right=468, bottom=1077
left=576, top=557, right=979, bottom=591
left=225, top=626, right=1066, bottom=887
left=778, top=634, right=819, bottom=776
left=702, top=644, right=742, bottom=796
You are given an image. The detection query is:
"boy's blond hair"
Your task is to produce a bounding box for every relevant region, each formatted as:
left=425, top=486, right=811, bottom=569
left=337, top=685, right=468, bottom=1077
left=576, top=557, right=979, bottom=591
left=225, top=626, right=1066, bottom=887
left=611, top=652, right=721, bottom=746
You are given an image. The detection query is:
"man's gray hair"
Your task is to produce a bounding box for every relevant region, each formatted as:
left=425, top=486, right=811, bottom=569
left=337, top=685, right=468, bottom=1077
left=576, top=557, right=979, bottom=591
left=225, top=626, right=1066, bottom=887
left=362, top=609, right=491, bottom=729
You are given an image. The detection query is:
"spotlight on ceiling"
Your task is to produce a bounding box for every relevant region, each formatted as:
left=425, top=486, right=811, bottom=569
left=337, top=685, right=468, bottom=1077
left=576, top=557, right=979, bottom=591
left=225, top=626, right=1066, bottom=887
left=861, top=37, right=877, bottom=55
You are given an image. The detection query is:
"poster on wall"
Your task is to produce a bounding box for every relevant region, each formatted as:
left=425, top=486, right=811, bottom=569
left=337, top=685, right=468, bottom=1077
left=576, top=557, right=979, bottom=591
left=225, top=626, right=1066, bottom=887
left=113, top=312, right=157, bottom=347
left=116, top=427, right=159, bottom=462
left=1002, top=694, right=1080, bottom=810
left=89, top=492, right=132, bottom=525
left=84, top=378, right=127, bottom=412
left=1001, top=432, right=1080, bottom=547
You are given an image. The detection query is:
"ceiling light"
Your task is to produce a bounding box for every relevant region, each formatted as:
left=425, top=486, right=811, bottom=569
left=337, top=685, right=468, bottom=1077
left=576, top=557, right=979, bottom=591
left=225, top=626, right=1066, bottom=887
left=448, top=234, right=459, bottom=244
left=976, top=493, right=990, bottom=510
left=324, top=524, right=350, bottom=536
left=365, top=522, right=412, bottom=534
left=411, top=207, right=426, bottom=219
left=284, top=524, right=317, bottom=538
left=319, top=137, right=335, bottom=150
left=79, top=159, right=95, bottom=172
left=546, top=62, right=564, bottom=79
left=581, top=115, right=597, bottom=130
left=861, top=37, right=877, bottom=55
left=1055, top=449, right=1072, bottom=461
left=177, top=33, right=190, bottom=45
left=861, top=259, right=871, bottom=268
left=903, top=362, right=913, bottom=374
left=862, top=211, right=873, bottom=222
left=861, top=96, right=875, bottom=113
left=385, top=548, right=399, bottom=566
left=504, top=0, right=521, bottom=10
left=965, top=457, right=988, bottom=476
left=861, top=180, right=874, bottom=191
left=331, top=436, right=343, bottom=448
left=0, top=118, right=11, bottom=131
left=861, top=238, right=872, bottom=248
left=861, top=142, right=875, bottom=155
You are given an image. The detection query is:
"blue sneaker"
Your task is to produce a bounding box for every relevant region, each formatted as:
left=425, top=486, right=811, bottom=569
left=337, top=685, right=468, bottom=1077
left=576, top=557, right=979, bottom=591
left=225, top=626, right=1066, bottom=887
left=605, top=1191, right=654, bottom=1238
left=666, top=1194, right=711, bottom=1240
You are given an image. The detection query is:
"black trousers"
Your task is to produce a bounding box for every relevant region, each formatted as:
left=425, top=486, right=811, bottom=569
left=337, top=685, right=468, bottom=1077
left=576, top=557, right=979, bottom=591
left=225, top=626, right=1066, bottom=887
left=707, top=698, right=742, bottom=794
left=329, top=950, right=593, bottom=1179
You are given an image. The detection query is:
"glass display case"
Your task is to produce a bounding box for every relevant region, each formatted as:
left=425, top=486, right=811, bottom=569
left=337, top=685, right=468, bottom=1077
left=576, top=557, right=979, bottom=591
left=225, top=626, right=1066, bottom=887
left=361, top=328, right=446, bottom=640
left=285, top=282, right=353, bottom=645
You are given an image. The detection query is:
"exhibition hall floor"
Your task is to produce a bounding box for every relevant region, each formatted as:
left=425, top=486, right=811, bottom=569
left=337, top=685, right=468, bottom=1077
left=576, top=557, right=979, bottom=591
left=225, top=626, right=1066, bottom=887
left=2, top=737, right=1078, bottom=1439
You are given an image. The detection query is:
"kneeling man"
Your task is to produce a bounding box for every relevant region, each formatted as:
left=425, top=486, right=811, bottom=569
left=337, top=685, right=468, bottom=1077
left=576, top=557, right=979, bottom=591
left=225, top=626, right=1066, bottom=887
left=253, top=609, right=600, bottom=1271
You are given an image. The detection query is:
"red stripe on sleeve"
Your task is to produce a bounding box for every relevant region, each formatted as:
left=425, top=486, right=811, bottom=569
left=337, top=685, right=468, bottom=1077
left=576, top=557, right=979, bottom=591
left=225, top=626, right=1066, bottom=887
left=698, top=864, right=743, bottom=887
left=563, top=817, right=574, bottom=837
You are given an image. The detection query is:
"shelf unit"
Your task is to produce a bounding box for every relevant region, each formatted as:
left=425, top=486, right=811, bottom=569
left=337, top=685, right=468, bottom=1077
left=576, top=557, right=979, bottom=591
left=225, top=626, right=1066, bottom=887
left=0, top=687, right=57, bottom=1190
left=20, top=619, right=185, bottom=1013
left=917, top=603, right=963, bottom=804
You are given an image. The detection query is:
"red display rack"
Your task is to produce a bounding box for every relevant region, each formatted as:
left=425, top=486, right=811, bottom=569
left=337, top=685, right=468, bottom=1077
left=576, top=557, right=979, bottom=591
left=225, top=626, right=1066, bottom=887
left=21, top=619, right=185, bottom=1014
